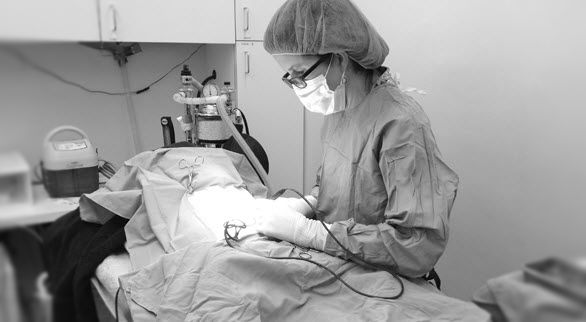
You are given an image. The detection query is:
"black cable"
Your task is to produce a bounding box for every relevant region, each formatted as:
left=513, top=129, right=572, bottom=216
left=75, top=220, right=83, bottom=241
left=271, top=188, right=404, bottom=299
left=98, top=159, right=118, bottom=179
left=2, top=44, right=205, bottom=96
left=139, top=45, right=205, bottom=94
left=236, top=108, right=250, bottom=135
left=196, top=70, right=217, bottom=98
left=201, top=70, right=217, bottom=87
left=32, top=162, right=44, bottom=185
left=223, top=189, right=405, bottom=300
left=244, top=154, right=265, bottom=186
left=224, top=222, right=403, bottom=300
left=115, top=286, right=121, bottom=322
left=268, top=256, right=400, bottom=299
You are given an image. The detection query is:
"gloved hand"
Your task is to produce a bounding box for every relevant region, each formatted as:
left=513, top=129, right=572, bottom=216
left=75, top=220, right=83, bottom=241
left=254, top=199, right=330, bottom=250
left=273, top=195, right=317, bottom=218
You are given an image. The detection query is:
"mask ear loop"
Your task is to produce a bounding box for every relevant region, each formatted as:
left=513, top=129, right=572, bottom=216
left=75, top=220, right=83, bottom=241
left=339, top=54, right=348, bottom=86
left=325, top=54, right=347, bottom=91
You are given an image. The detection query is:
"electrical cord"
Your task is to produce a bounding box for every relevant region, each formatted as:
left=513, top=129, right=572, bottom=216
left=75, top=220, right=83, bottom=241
left=136, top=44, right=205, bottom=94
left=98, top=159, right=118, bottom=179
left=234, top=108, right=250, bottom=135
left=223, top=188, right=405, bottom=301
left=195, top=70, right=217, bottom=99
left=32, top=162, right=44, bottom=185
left=115, top=286, right=121, bottom=322
left=2, top=44, right=205, bottom=96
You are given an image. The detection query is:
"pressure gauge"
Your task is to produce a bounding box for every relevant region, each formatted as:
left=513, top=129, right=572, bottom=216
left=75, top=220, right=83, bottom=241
left=202, top=83, right=220, bottom=97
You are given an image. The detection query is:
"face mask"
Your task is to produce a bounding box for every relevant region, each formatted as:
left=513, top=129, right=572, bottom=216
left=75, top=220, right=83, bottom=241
left=293, top=56, right=346, bottom=115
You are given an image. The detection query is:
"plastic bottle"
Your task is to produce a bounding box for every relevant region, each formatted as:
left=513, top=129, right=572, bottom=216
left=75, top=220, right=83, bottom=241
left=179, top=65, right=196, bottom=142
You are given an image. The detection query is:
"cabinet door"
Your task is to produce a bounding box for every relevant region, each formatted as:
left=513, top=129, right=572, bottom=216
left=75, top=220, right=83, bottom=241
left=236, top=41, right=303, bottom=192
left=98, top=0, right=235, bottom=43
left=0, top=0, right=100, bottom=41
left=235, top=0, right=285, bottom=41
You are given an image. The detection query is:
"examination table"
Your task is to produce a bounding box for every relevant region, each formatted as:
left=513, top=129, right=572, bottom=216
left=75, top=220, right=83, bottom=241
left=70, top=148, right=488, bottom=321
left=91, top=253, right=132, bottom=322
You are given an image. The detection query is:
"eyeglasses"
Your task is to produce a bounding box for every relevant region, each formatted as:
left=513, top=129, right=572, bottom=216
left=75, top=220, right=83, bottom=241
left=281, top=55, right=330, bottom=89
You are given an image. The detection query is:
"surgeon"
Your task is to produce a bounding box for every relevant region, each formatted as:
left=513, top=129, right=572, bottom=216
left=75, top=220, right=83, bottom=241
left=254, top=0, right=459, bottom=278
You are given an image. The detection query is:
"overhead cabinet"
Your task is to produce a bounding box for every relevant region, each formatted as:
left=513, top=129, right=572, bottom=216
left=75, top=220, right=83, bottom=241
left=0, top=0, right=235, bottom=44
left=0, top=0, right=100, bottom=42
left=97, top=0, right=235, bottom=43
left=235, top=0, right=286, bottom=41
left=235, top=41, right=304, bottom=192
left=234, top=0, right=303, bottom=191
left=1, top=0, right=285, bottom=43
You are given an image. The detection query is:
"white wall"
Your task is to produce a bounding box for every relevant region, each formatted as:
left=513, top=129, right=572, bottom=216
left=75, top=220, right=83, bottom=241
left=0, top=43, right=234, bottom=167
left=345, top=0, right=586, bottom=299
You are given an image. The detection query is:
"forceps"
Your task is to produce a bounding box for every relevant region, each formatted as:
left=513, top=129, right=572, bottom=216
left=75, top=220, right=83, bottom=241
left=179, top=156, right=204, bottom=193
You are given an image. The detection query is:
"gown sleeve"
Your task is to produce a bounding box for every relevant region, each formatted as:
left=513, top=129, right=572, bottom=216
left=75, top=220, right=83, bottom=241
left=322, top=117, right=459, bottom=278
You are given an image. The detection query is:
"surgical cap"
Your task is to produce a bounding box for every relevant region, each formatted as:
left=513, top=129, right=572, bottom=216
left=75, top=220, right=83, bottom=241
left=264, top=0, right=389, bottom=69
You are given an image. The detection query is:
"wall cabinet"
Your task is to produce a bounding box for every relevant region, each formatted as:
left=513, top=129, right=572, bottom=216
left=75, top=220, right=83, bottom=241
left=235, top=0, right=285, bottom=41
left=235, top=42, right=304, bottom=192
left=0, top=0, right=100, bottom=42
left=234, top=0, right=306, bottom=191
left=0, top=0, right=235, bottom=44
left=98, top=0, right=235, bottom=43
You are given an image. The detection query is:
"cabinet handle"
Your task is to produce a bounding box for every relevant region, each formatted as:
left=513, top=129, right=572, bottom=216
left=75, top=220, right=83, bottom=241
left=108, top=4, right=118, bottom=41
left=243, top=7, right=250, bottom=32
left=244, top=51, right=250, bottom=74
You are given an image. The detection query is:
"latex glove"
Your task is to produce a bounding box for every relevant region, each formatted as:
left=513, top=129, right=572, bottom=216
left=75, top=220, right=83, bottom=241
left=274, top=196, right=317, bottom=218
left=254, top=199, right=329, bottom=250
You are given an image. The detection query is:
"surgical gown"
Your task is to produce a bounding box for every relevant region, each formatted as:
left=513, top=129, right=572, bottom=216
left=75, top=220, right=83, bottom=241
left=314, top=69, right=459, bottom=278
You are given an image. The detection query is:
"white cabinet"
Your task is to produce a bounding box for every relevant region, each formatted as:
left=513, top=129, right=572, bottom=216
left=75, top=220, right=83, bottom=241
left=98, top=0, right=235, bottom=43
left=235, top=41, right=304, bottom=192
left=234, top=0, right=308, bottom=193
left=235, top=0, right=285, bottom=41
left=0, top=0, right=100, bottom=42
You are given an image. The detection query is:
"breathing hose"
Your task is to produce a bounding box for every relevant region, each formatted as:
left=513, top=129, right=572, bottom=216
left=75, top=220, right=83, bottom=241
left=172, top=93, right=273, bottom=195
